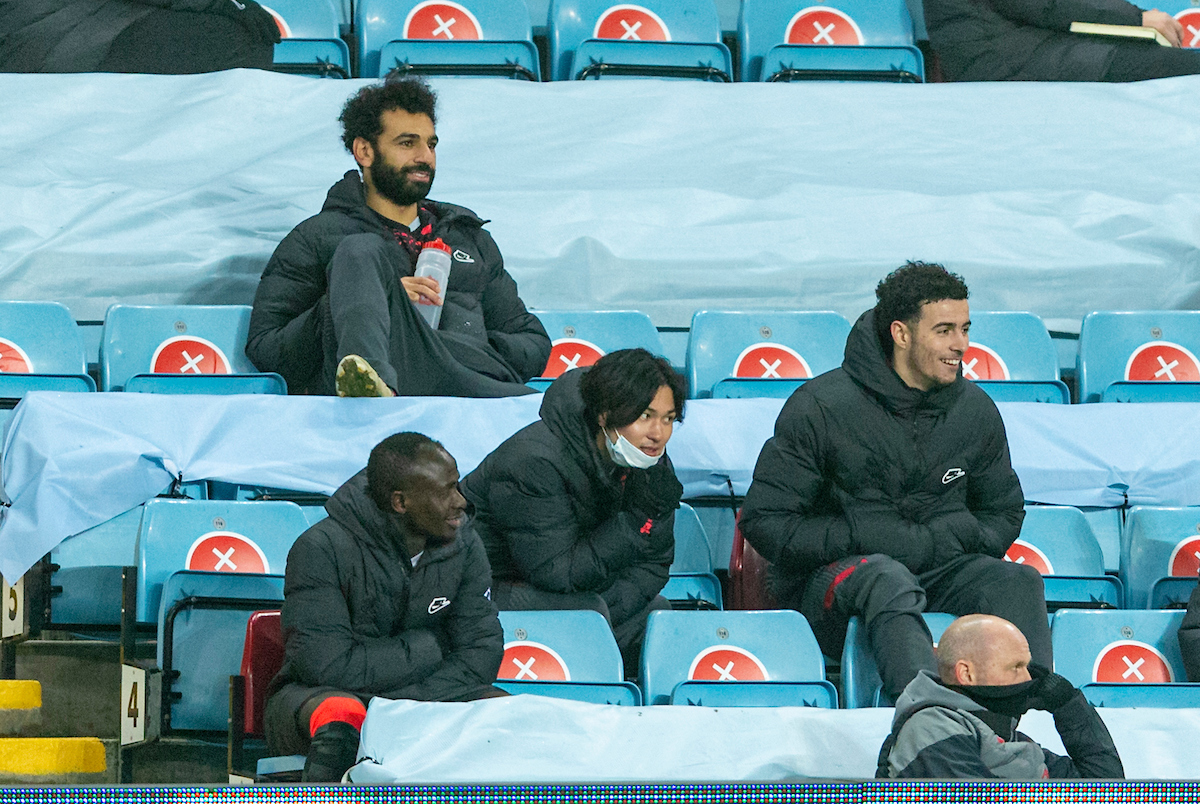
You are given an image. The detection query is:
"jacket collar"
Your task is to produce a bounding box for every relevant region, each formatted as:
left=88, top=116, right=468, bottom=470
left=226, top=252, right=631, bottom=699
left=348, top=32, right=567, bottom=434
left=843, top=309, right=964, bottom=416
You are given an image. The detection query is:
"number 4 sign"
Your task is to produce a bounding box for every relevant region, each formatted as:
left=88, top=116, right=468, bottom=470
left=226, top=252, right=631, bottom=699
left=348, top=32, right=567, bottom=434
left=121, top=665, right=146, bottom=746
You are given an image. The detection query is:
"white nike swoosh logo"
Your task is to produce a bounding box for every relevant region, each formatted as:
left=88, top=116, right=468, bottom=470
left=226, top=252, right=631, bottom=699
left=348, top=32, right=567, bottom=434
left=942, top=468, right=966, bottom=485
left=428, top=597, right=451, bottom=614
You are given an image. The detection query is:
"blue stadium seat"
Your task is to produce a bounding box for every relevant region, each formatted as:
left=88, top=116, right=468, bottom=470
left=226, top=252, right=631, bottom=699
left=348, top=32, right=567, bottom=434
left=1051, top=610, right=1192, bottom=703
left=685, top=310, right=851, bottom=399
left=528, top=310, right=664, bottom=392
left=496, top=610, right=641, bottom=704
left=1009, top=505, right=1122, bottom=609
left=1077, top=311, right=1200, bottom=403
left=840, top=613, right=954, bottom=708
left=358, top=0, right=540, bottom=80
left=665, top=503, right=722, bottom=610
left=100, top=305, right=286, bottom=394
left=739, top=0, right=923, bottom=82
left=134, top=499, right=310, bottom=623
left=549, top=0, right=732, bottom=81
left=0, top=301, right=95, bottom=402
left=49, top=508, right=144, bottom=626
left=1081, top=506, right=1123, bottom=574
left=1082, top=682, right=1200, bottom=707
left=1122, top=506, right=1200, bottom=609
left=158, top=571, right=285, bottom=732
left=966, top=311, right=1070, bottom=404
left=640, top=609, right=837, bottom=707
left=261, top=0, right=351, bottom=77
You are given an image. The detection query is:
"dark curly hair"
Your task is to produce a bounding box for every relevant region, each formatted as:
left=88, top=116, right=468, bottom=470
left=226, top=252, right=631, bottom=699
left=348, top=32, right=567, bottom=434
left=873, top=261, right=969, bottom=358
left=339, top=77, right=438, bottom=154
left=579, top=349, right=686, bottom=438
left=367, top=431, right=447, bottom=512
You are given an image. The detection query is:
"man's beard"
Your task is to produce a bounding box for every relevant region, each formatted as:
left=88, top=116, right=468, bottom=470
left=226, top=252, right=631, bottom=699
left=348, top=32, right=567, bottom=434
left=371, top=156, right=435, bottom=209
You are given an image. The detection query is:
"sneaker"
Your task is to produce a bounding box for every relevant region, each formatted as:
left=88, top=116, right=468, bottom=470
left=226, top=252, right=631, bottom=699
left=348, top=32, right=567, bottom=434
left=335, top=355, right=394, bottom=398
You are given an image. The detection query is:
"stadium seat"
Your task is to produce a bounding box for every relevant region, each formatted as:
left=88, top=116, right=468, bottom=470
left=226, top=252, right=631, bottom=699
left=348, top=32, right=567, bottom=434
left=738, top=0, right=924, bottom=82
left=728, top=519, right=777, bottom=611
left=358, top=0, right=540, bottom=80
left=1122, top=506, right=1200, bottom=609
left=495, top=610, right=641, bottom=704
left=1009, top=505, right=1122, bottom=609
left=100, top=305, right=286, bottom=394
left=640, top=609, right=837, bottom=707
left=1051, top=610, right=1196, bottom=705
left=48, top=508, right=144, bottom=627
left=965, top=312, right=1070, bottom=404
left=840, top=613, right=954, bottom=708
left=686, top=310, right=851, bottom=399
left=227, top=610, right=306, bottom=781
left=261, top=0, right=351, bottom=78
left=158, top=571, right=285, bottom=732
left=1081, top=506, right=1123, bottom=574
left=527, top=310, right=664, bottom=392
left=1163, top=1, right=1200, bottom=49
left=1077, top=311, right=1200, bottom=403
left=665, top=503, right=722, bottom=610
left=549, top=0, right=732, bottom=81
left=134, top=499, right=310, bottom=623
left=0, top=300, right=95, bottom=404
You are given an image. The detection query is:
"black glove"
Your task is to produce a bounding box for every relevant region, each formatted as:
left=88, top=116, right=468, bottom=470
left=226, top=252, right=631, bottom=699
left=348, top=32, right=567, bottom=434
left=623, top=461, right=683, bottom=519
left=1025, top=662, right=1080, bottom=713
left=207, top=0, right=282, bottom=44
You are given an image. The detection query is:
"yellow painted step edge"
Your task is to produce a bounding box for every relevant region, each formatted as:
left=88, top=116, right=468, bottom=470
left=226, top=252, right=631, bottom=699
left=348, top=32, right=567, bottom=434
left=0, top=681, right=40, bottom=710
left=0, top=738, right=106, bottom=775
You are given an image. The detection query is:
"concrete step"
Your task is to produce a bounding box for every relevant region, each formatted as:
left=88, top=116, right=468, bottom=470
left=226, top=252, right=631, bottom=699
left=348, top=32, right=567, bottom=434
left=0, top=680, right=41, bottom=735
left=0, top=737, right=107, bottom=784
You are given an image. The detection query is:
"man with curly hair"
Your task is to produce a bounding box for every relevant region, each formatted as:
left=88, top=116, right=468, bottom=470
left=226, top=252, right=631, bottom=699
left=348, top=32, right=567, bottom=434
left=248, top=78, right=550, bottom=398
left=740, top=262, right=1049, bottom=704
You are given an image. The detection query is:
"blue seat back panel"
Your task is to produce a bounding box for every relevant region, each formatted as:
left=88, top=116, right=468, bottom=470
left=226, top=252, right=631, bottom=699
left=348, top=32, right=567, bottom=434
left=1050, top=609, right=1187, bottom=687
left=1077, top=311, right=1200, bottom=403
left=498, top=610, right=625, bottom=683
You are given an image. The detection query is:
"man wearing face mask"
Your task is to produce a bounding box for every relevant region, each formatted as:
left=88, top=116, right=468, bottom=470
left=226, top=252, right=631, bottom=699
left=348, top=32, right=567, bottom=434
left=462, top=349, right=687, bottom=678
left=247, top=77, right=550, bottom=398
left=878, top=614, right=1124, bottom=778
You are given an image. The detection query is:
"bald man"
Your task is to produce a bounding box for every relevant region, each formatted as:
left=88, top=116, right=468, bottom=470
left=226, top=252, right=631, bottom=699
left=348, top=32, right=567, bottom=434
left=877, top=615, right=1123, bottom=779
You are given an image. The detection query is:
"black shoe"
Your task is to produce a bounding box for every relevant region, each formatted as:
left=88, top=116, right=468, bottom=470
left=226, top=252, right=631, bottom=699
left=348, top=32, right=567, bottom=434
left=302, top=720, right=361, bottom=783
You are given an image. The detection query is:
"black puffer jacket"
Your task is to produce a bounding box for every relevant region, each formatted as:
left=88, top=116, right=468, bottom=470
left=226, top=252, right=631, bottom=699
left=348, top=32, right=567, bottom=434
left=924, top=0, right=1144, bottom=81
left=1179, top=582, right=1200, bottom=682
left=267, top=469, right=503, bottom=712
left=740, top=310, right=1024, bottom=582
left=461, top=369, right=679, bottom=626
left=246, top=171, right=550, bottom=395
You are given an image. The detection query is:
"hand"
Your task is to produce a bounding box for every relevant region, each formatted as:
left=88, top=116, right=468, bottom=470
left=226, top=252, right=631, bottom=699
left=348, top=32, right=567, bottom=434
left=624, top=461, right=683, bottom=519
left=402, top=275, right=442, bottom=306
left=207, top=0, right=283, bottom=45
left=1142, top=9, right=1183, bottom=47
left=1025, top=663, right=1080, bottom=713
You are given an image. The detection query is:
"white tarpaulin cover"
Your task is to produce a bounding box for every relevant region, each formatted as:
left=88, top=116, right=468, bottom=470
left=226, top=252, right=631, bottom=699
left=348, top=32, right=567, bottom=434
left=4, top=393, right=1200, bottom=581
left=3, top=71, right=1200, bottom=332
left=348, top=695, right=1200, bottom=782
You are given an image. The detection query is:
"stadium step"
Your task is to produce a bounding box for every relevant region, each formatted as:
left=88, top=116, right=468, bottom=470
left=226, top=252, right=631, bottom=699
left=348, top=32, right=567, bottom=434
left=0, top=680, right=42, bottom=735
left=0, top=737, right=107, bottom=783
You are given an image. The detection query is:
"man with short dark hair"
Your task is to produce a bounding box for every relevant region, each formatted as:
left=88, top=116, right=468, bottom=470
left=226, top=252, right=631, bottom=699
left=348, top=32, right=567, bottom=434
left=247, top=78, right=550, bottom=397
left=740, top=261, right=1050, bottom=704
left=878, top=614, right=1123, bottom=779
left=264, top=432, right=505, bottom=782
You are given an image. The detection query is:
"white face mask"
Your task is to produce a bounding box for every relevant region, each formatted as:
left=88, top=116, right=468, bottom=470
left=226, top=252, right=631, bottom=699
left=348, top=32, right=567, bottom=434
left=604, top=428, right=661, bottom=469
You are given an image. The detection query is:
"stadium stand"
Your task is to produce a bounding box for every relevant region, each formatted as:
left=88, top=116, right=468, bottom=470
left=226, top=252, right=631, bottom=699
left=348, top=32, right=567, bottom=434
left=548, top=0, right=732, bottom=80
left=1077, top=311, right=1200, bottom=403
left=1009, top=505, right=1122, bottom=609
left=664, top=503, right=722, bottom=610
left=964, top=311, right=1070, bottom=403
left=261, top=0, right=351, bottom=78
left=0, top=301, right=95, bottom=425
left=839, top=613, right=954, bottom=708
left=527, top=310, right=664, bottom=391
left=1121, top=506, right=1200, bottom=609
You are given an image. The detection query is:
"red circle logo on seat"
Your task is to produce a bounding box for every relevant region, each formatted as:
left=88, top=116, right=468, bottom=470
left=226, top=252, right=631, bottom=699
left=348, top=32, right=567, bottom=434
left=150, top=336, right=232, bottom=375
left=785, top=7, right=864, bottom=46
left=1004, top=539, right=1053, bottom=575
left=733, top=343, right=811, bottom=379
left=962, top=343, right=1011, bottom=381
left=542, top=339, right=605, bottom=379
left=1093, top=640, right=1173, bottom=683
left=594, top=5, right=670, bottom=41
left=687, top=645, right=769, bottom=681
left=0, top=338, right=33, bottom=373
left=1169, top=535, right=1200, bottom=577
left=498, top=641, right=570, bottom=681
left=184, top=532, right=270, bottom=574
left=403, top=1, right=482, bottom=40
left=259, top=5, right=291, bottom=38
left=1124, top=341, right=1200, bottom=382
left=1175, top=9, right=1200, bottom=47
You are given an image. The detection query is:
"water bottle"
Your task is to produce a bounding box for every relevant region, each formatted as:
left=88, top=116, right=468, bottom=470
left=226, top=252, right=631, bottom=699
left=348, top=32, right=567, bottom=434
left=413, top=238, right=452, bottom=330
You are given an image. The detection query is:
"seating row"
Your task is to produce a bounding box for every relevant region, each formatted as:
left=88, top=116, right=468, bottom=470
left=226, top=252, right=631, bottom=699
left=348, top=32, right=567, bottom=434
left=4, top=302, right=1200, bottom=404
left=263, top=0, right=927, bottom=82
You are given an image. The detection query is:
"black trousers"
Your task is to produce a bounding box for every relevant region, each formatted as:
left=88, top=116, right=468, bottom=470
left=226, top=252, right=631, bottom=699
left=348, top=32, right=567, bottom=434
left=98, top=10, right=273, bottom=74
left=318, top=233, right=535, bottom=397
left=1102, top=40, right=1200, bottom=82
left=789, top=553, right=1051, bottom=703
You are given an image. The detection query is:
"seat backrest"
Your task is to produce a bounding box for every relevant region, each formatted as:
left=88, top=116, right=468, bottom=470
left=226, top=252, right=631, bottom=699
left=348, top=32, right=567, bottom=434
left=686, top=310, right=850, bottom=398
left=670, top=502, right=712, bottom=574
left=841, top=612, right=954, bottom=707
left=0, top=300, right=88, bottom=376
left=357, top=0, right=534, bottom=78
left=497, top=610, right=625, bottom=682
left=1173, top=6, right=1200, bottom=48
left=1051, top=609, right=1187, bottom=686
left=1077, top=311, right=1200, bottom=403
left=728, top=518, right=778, bottom=610
left=532, top=310, right=663, bottom=379
left=963, top=311, right=1060, bottom=382
left=548, top=0, right=723, bottom=80
left=136, top=499, right=310, bottom=623
left=1009, top=505, right=1105, bottom=576
left=260, top=0, right=341, bottom=38
left=639, top=609, right=825, bottom=705
left=241, top=610, right=285, bottom=736
left=738, top=0, right=916, bottom=80
left=1122, top=506, right=1200, bottom=609
left=100, top=304, right=259, bottom=391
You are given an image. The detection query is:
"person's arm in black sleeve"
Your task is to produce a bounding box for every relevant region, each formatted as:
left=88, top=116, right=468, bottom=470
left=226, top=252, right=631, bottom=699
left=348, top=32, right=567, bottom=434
left=601, top=508, right=674, bottom=625
left=281, top=534, right=443, bottom=694
left=988, top=0, right=1143, bottom=30
left=127, top=0, right=280, bottom=41
left=1179, top=582, right=1200, bottom=682
left=477, top=234, right=551, bottom=382
left=1027, top=666, right=1125, bottom=779
left=943, top=402, right=1025, bottom=558
left=384, top=532, right=505, bottom=701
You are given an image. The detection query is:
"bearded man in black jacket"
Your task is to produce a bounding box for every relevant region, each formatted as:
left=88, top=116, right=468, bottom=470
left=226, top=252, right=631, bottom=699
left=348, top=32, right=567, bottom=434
left=247, top=78, right=550, bottom=398
left=740, top=262, right=1050, bottom=704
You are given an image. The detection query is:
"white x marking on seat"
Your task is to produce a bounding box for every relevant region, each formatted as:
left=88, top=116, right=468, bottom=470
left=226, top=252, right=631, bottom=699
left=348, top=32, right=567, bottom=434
left=1188, top=24, right=1200, bottom=46
left=759, top=358, right=782, bottom=378
left=713, top=661, right=737, bottom=681
left=432, top=13, right=456, bottom=38
left=1155, top=355, right=1180, bottom=380
left=559, top=352, right=582, bottom=371
left=512, top=656, right=537, bottom=680
left=962, top=357, right=979, bottom=380
left=620, top=19, right=642, bottom=40
left=812, top=21, right=836, bottom=44
left=180, top=351, right=203, bottom=373
left=1121, top=655, right=1145, bottom=680
left=212, top=546, right=237, bottom=571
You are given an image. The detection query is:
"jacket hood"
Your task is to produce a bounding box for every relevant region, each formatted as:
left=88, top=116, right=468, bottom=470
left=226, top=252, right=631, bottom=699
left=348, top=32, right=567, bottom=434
left=538, top=368, right=619, bottom=488
left=843, top=309, right=964, bottom=416
left=321, top=170, right=485, bottom=229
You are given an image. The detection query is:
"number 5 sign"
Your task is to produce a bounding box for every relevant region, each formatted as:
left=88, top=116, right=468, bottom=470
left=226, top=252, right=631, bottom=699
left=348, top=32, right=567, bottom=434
left=1, top=576, right=23, bottom=639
